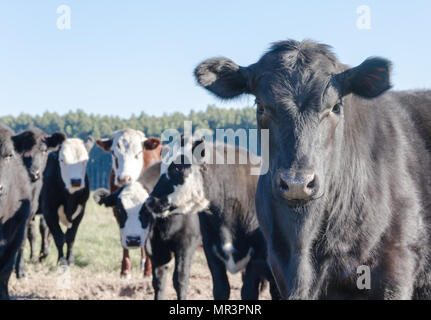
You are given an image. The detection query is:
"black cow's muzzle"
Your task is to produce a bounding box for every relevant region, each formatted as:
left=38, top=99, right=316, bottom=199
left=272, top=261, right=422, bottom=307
left=30, top=170, right=40, bottom=182
left=125, top=235, right=141, bottom=248
left=71, top=178, right=82, bottom=188
left=274, top=169, right=319, bottom=206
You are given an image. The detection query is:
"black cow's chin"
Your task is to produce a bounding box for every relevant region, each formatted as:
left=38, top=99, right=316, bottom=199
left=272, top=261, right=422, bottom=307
left=285, top=193, right=326, bottom=209
left=285, top=199, right=311, bottom=208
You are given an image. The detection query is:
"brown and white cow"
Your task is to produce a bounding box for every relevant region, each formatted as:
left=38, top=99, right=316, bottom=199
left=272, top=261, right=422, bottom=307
left=96, top=129, right=162, bottom=278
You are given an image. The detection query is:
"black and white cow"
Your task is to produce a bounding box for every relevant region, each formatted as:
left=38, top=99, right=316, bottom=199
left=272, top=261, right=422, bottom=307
left=144, top=136, right=279, bottom=300
left=96, top=129, right=162, bottom=278
left=94, top=161, right=201, bottom=300
left=13, top=127, right=65, bottom=278
left=41, top=136, right=94, bottom=266
left=0, top=124, right=32, bottom=299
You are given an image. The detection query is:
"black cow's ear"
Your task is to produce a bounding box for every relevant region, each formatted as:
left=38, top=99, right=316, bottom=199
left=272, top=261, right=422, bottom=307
left=93, top=188, right=117, bottom=207
left=337, top=57, right=392, bottom=99
left=194, top=58, right=252, bottom=99
left=46, top=132, right=66, bottom=149
left=85, top=136, right=95, bottom=153
left=143, top=137, right=161, bottom=150
left=12, top=131, right=36, bottom=154
left=96, top=138, right=113, bottom=152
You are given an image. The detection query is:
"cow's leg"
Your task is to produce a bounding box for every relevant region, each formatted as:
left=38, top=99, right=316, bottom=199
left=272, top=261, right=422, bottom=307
left=44, top=213, right=66, bottom=265
left=199, top=212, right=230, bottom=300
left=151, top=242, right=171, bottom=300
left=27, top=217, right=37, bottom=262
left=39, top=216, right=50, bottom=261
left=173, top=238, right=198, bottom=300
left=2, top=200, right=30, bottom=299
left=140, top=246, right=152, bottom=277
left=15, top=218, right=33, bottom=278
left=0, top=277, right=9, bottom=300
left=65, top=213, right=84, bottom=266
left=14, top=247, right=25, bottom=279
left=121, top=249, right=132, bottom=279
left=201, top=240, right=230, bottom=300
left=241, top=260, right=262, bottom=300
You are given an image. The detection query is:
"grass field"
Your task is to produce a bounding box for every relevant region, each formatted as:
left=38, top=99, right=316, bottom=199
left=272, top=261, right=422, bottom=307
left=8, top=194, right=271, bottom=300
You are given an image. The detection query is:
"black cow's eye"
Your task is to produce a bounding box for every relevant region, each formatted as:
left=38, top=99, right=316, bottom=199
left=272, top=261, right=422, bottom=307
left=175, top=165, right=184, bottom=173
left=332, top=103, right=341, bottom=114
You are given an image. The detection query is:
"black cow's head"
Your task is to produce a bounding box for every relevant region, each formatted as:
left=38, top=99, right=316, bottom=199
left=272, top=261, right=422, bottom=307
left=93, top=182, right=152, bottom=249
left=12, top=127, right=65, bottom=182
left=144, top=135, right=209, bottom=218
left=0, top=124, right=22, bottom=198
left=195, top=40, right=391, bottom=208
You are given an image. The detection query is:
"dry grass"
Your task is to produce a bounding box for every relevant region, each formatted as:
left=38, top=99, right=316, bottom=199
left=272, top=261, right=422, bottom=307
left=8, top=195, right=271, bottom=300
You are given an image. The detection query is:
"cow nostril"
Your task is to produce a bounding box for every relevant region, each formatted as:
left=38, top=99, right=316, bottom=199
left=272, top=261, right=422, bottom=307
left=279, top=178, right=289, bottom=192
left=306, top=177, right=316, bottom=190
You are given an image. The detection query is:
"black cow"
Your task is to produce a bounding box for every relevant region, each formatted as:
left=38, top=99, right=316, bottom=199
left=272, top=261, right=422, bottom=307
left=195, top=39, right=431, bottom=299
left=94, top=162, right=201, bottom=300
left=41, top=136, right=94, bottom=266
left=0, top=124, right=31, bottom=299
left=144, top=136, right=279, bottom=300
left=13, top=127, right=65, bottom=278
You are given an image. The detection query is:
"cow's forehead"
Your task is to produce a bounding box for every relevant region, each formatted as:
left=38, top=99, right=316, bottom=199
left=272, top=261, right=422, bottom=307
left=119, top=182, right=149, bottom=210
left=60, top=139, right=88, bottom=162
left=252, top=40, right=345, bottom=106
left=111, top=129, right=146, bottom=153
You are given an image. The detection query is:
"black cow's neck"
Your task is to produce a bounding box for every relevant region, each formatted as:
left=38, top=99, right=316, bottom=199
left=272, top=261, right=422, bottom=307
left=320, top=95, right=377, bottom=257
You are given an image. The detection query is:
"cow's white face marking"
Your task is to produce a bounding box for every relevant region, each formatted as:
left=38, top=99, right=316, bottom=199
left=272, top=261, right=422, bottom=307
left=167, top=165, right=209, bottom=215
left=119, top=182, right=150, bottom=249
left=58, top=139, right=89, bottom=193
left=110, top=129, right=147, bottom=186
left=156, top=136, right=209, bottom=217
left=57, top=204, right=82, bottom=229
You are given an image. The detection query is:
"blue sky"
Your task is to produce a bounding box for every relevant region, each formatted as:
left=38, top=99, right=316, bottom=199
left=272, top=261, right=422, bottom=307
left=0, top=1, right=430, bottom=118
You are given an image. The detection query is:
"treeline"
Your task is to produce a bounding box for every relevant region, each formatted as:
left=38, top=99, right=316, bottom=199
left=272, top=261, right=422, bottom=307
left=0, top=105, right=257, bottom=189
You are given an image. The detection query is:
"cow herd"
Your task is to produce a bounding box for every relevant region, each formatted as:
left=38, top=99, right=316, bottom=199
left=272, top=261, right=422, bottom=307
left=2, top=39, right=431, bottom=300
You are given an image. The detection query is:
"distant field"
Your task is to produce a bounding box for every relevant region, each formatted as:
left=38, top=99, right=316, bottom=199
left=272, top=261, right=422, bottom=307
left=8, top=194, right=271, bottom=300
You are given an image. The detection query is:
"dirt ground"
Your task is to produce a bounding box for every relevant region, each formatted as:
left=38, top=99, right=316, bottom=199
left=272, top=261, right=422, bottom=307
left=8, top=247, right=271, bottom=300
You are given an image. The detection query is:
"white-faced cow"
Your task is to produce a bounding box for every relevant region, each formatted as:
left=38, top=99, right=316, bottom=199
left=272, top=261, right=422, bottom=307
left=13, top=127, right=66, bottom=278
left=96, top=129, right=162, bottom=278
left=0, top=124, right=31, bottom=299
left=95, top=160, right=201, bottom=300
left=195, top=39, right=431, bottom=299
left=144, top=136, right=280, bottom=300
left=41, top=136, right=94, bottom=266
